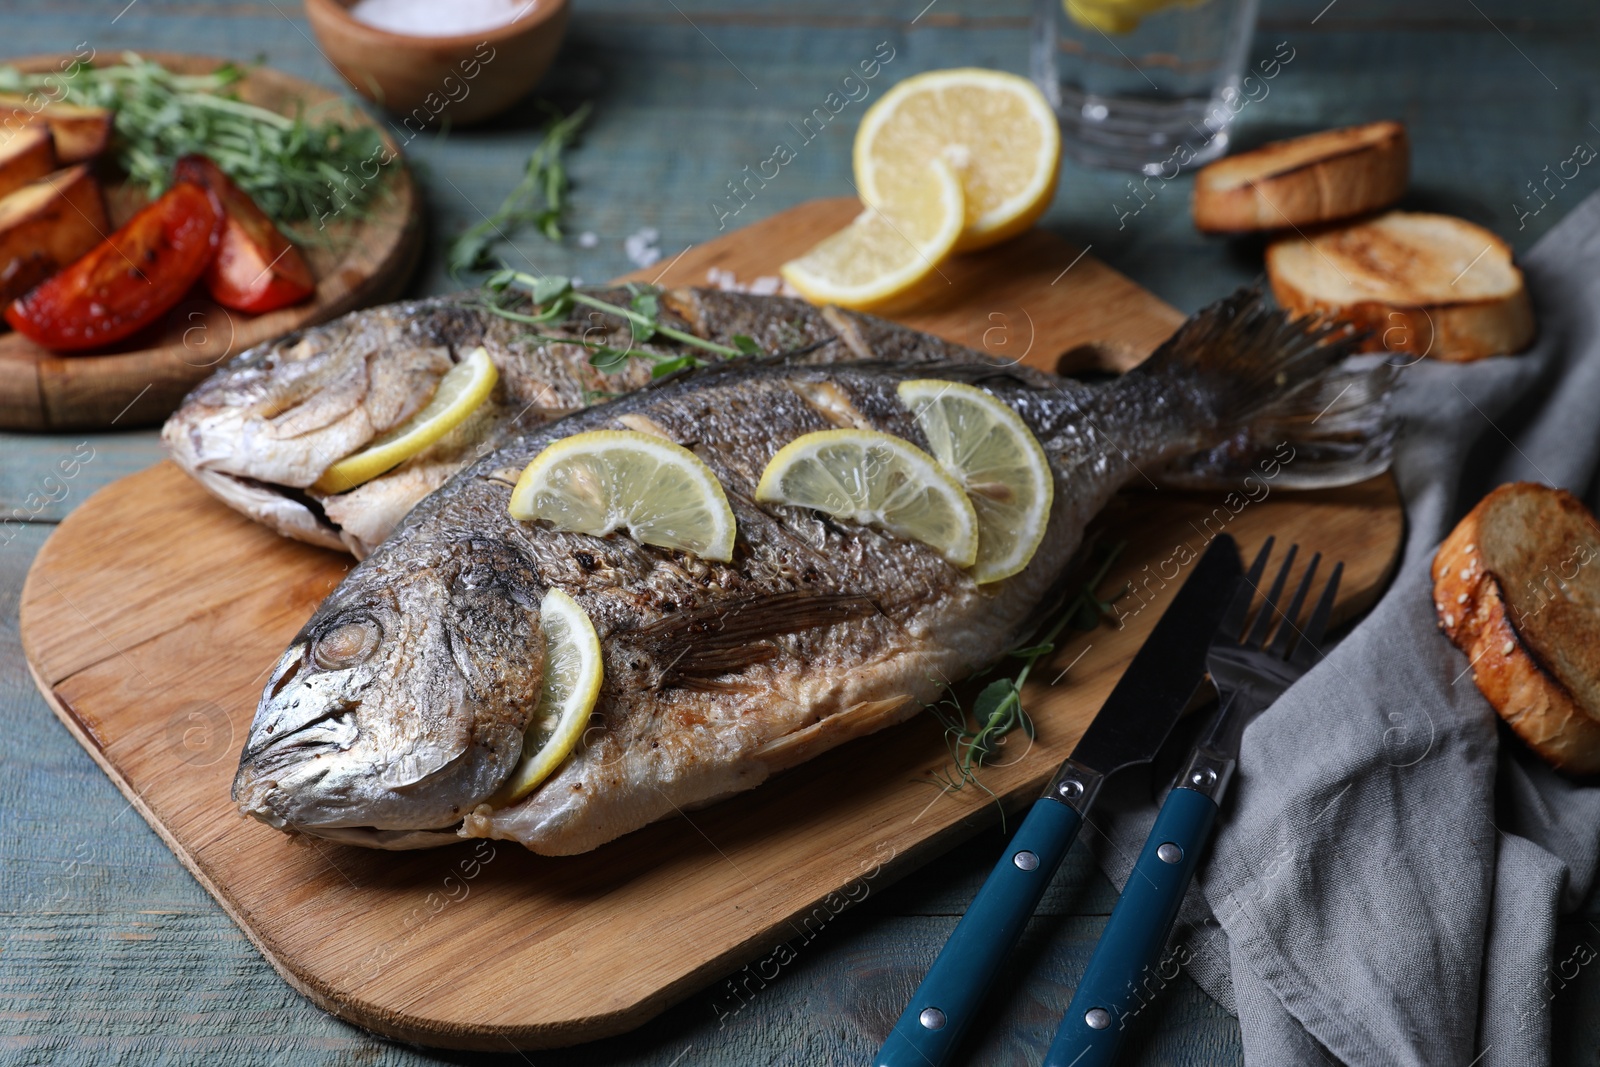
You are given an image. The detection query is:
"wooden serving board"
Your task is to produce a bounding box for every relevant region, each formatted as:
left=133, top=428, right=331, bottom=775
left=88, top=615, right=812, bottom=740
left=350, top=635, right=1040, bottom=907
left=0, top=53, right=422, bottom=430
left=18, top=199, right=1404, bottom=1050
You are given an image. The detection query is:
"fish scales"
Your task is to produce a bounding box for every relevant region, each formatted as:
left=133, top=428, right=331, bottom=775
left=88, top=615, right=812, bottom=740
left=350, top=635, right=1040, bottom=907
left=232, top=288, right=1396, bottom=855
left=164, top=287, right=976, bottom=556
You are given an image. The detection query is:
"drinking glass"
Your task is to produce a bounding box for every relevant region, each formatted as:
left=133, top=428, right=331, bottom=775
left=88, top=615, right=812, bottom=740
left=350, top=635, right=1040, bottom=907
left=1031, top=0, right=1263, bottom=174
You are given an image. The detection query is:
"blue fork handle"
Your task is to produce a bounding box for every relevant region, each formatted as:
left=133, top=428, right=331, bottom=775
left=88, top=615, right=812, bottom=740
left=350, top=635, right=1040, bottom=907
left=875, top=798, right=1083, bottom=1067
left=1042, top=786, right=1218, bottom=1067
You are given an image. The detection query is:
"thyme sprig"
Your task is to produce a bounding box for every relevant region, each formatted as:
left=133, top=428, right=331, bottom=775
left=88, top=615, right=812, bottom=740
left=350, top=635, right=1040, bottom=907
left=928, top=539, right=1130, bottom=799
left=448, top=102, right=591, bottom=275
left=484, top=271, right=760, bottom=379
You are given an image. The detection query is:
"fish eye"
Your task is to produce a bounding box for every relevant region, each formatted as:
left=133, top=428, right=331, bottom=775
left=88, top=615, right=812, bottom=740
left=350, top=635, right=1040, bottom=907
left=312, top=617, right=381, bottom=671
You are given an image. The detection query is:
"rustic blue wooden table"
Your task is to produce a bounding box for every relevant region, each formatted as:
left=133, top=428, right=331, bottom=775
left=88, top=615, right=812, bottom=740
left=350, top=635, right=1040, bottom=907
left=2, top=1, right=1597, bottom=1064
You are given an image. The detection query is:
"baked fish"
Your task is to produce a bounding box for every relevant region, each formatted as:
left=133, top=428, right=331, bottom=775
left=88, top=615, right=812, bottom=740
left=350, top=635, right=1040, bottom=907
left=162, top=287, right=985, bottom=557
left=232, top=288, right=1394, bottom=854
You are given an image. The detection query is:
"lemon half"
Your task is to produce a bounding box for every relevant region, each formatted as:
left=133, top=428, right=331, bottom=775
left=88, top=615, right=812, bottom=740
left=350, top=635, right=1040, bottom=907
left=855, top=68, right=1061, bottom=251
left=509, top=430, right=738, bottom=562
left=779, top=159, right=965, bottom=311
left=897, top=380, right=1055, bottom=583
left=313, top=346, right=498, bottom=494
left=490, top=587, right=603, bottom=805
left=755, top=428, right=979, bottom=567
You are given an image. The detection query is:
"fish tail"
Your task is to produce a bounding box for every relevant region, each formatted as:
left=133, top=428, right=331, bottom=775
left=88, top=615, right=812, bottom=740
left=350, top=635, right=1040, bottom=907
left=1135, top=284, right=1396, bottom=490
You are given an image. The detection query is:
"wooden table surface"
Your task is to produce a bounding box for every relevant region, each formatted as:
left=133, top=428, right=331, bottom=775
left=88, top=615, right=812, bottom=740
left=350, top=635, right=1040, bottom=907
left=2, top=1, right=1597, bottom=1064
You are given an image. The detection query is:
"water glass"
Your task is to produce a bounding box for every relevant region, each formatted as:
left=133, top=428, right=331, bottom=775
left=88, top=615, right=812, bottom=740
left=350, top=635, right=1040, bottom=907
left=1031, top=0, right=1263, bottom=174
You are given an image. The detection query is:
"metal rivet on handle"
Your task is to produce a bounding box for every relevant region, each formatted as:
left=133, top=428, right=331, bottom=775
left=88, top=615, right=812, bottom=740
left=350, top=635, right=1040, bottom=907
left=1157, top=842, right=1183, bottom=865
left=1190, top=768, right=1217, bottom=788
left=919, top=1007, right=947, bottom=1031
left=1057, top=778, right=1084, bottom=800
left=1085, top=1007, right=1112, bottom=1030
left=1013, top=850, right=1039, bottom=871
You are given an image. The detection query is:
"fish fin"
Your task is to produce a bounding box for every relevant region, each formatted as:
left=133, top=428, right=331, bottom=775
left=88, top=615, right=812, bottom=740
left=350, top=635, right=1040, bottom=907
left=754, top=694, right=917, bottom=772
left=821, top=305, right=996, bottom=366
left=631, top=591, right=879, bottom=685
left=1155, top=357, right=1398, bottom=489
left=662, top=288, right=839, bottom=356
left=1138, top=284, right=1396, bottom=490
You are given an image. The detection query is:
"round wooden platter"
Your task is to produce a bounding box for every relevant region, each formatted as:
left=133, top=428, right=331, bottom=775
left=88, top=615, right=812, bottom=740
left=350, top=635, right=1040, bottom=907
left=0, top=53, right=422, bottom=430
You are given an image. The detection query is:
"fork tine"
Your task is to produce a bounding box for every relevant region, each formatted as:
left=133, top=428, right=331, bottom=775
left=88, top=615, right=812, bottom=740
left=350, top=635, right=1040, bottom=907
left=1244, top=543, right=1298, bottom=649
left=1290, top=561, right=1344, bottom=667
left=1219, top=537, right=1274, bottom=643
left=1266, top=552, right=1321, bottom=659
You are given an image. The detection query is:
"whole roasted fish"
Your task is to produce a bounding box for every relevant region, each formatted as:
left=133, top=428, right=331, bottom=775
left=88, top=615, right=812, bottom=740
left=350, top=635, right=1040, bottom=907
left=162, top=287, right=984, bottom=557
left=232, top=288, right=1393, bottom=854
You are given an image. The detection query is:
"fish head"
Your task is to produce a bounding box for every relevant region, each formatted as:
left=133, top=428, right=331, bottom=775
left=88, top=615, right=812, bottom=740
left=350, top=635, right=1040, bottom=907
left=233, top=537, right=545, bottom=835
left=162, top=300, right=469, bottom=489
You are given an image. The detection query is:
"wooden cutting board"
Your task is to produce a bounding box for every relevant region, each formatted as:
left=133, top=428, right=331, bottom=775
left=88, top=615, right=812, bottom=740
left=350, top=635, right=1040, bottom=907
left=18, top=199, right=1404, bottom=1050
left=0, top=53, right=421, bottom=430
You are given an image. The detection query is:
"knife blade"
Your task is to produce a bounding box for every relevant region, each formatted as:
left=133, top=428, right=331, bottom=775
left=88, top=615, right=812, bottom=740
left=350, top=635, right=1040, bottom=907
left=874, top=533, right=1243, bottom=1067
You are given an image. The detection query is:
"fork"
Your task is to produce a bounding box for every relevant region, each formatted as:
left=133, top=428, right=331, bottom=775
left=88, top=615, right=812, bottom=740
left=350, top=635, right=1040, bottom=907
left=1041, top=538, right=1343, bottom=1067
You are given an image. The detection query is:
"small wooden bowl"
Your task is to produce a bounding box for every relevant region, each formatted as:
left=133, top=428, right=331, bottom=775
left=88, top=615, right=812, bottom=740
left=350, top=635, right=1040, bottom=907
left=303, top=0, right=569, bottom=126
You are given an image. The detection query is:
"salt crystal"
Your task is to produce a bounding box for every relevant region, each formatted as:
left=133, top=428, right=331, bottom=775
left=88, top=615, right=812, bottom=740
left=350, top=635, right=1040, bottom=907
left=624, top=227, right=661, bottom=268
left=704, top=268, right=797, bottom=297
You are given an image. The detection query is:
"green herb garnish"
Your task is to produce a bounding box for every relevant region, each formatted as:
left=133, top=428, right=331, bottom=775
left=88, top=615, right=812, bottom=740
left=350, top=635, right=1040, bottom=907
left=448, top=102, right=591, bottom=275
left=484, top=271, right=759, bottom=378
left=0, top=52, right=391, bottom=224
left=928, top=539, right=1129, bottom=800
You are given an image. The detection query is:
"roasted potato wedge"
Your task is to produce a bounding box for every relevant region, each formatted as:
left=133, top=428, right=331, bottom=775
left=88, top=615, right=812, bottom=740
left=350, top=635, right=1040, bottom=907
left=0, top=124, right=55, bottom=202
left=0, top=94, right=112, bottom=164
left=0, top=164, right=109, bottom=304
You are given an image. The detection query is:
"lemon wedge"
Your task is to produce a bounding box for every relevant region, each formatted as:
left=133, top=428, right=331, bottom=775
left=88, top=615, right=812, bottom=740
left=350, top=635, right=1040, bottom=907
left=779, top=159, right=965, bottom=312
left=897, top=380, right=1055, bottom=583
left=490, top=587, right=603, bottom=804
left=755, top=428, right=978, bottom=567
left=509, top=430, right=738, bottom=562
left=313, top=346, right=498, bottom=494
left=855, top=68, right=1061, bottom=251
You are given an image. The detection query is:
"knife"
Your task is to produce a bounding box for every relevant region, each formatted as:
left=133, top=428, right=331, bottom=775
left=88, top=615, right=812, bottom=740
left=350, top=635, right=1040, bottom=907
left=874, top=534, right=1244, bottom=1067
left=1041, top=541, right=1340, bottom=1067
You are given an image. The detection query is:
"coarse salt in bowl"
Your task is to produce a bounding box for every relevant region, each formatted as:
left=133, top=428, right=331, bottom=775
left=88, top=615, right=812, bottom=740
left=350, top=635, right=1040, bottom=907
left=304, top=0, right=569, bottom=125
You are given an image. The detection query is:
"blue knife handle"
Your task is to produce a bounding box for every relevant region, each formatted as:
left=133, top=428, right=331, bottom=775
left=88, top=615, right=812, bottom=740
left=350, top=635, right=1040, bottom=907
left=1042, top=786, right=1218, bottom=1067
left=875, top=797, right=1084, bottom=1067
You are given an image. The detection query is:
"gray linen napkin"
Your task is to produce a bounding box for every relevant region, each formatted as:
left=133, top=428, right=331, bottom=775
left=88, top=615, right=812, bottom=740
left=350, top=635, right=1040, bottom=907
left=1086, top=189, right=1600, bottom=1065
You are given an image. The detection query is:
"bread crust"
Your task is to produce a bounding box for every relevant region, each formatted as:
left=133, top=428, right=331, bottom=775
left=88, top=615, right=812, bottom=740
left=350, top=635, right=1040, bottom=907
left=1268, top=214, right=1536, bottom=363
left=1271, top=277, right=1536, bottom=364
left=1192, top=121, right=1409, bottom=234
left=1433, top=484, right=1600, bottom=775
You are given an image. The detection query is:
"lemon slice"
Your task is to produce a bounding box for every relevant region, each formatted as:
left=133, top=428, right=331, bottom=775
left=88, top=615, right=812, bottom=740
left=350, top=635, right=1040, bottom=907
left=1064, top=0, right=1203, bottom=35
left=1064, top=0, right=1141, bottom=33
left=755, top=428, right=978, bottom=567
left=509, top=430, right=737, bottom=561
left=855, top=68, right=1061, bottom=251
left=313, top=347, right=498, bottom=494
left=490, top=587, right=603, bottom=804
left=897, top=380, right=1055, bottom=583
left=779, top=159, right=964, bottom=312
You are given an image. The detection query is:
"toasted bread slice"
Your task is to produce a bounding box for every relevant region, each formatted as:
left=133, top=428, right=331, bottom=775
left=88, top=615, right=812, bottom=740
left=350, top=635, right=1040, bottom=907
left=0, top=124, right=55, bottom=202
left=0, top=164, right=109, bottom=304
left=1434, top=483, right=1600, bottom=775
left=1268, top=211, right=1535, bottom=363
left=1192, top=121, right=1408, bottom=233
